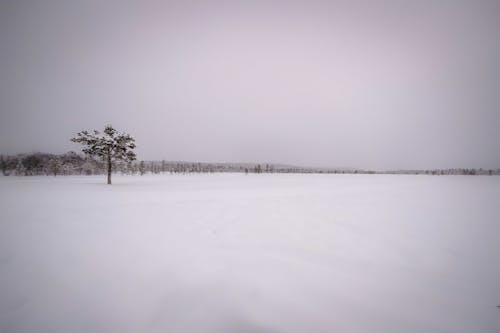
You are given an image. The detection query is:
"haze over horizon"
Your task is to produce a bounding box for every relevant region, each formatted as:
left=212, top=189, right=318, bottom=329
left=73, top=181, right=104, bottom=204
left=1, top=0, right=499, bottom=170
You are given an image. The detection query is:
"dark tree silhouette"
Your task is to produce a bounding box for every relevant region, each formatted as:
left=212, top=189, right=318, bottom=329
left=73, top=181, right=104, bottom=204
left=71, top=125, right=136, bottom=184
left=139, top=161, right=146, bottom=175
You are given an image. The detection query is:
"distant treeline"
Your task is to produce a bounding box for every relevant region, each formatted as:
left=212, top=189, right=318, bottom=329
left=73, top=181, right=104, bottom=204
left=1, top=152, right=499, bottom=176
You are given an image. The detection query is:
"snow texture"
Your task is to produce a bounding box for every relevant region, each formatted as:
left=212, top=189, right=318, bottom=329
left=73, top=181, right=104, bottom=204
left=0, top=174, right=499, bottom=333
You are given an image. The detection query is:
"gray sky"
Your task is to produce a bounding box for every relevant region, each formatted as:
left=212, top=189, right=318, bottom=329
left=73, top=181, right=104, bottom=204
left=1, top=0, right=499, bottom=169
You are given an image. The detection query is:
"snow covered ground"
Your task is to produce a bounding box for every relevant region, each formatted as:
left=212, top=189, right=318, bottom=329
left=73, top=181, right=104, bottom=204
left=0, top=174, right=499, bottom=333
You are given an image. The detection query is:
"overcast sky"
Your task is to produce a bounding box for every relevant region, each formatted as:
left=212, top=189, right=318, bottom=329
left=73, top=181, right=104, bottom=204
left=0, top=0, right=499, bottom=169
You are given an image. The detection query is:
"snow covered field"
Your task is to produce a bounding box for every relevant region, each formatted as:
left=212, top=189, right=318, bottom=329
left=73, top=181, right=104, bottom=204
left=0, top=174, right=499, bottom=333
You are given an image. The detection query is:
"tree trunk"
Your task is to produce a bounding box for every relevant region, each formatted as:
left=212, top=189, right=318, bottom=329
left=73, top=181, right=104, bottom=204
left=107, top=153, right=112, bottom=185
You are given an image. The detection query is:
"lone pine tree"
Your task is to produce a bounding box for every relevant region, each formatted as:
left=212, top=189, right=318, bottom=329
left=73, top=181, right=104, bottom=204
left=71, top=125, right=136, bottom=184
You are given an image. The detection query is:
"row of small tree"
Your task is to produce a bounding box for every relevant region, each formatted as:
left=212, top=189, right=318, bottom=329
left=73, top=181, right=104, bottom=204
left=1, top=125, right=499, bottom=184
left=0, top=152, right=91, bottom=177
left=3, top=152, right=498, bottom=177
left=0, top=154, right=304, bottom=177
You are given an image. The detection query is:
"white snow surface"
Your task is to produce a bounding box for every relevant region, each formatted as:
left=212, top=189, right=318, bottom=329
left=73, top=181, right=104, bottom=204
left=0, top=174, right=499, bottom=333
